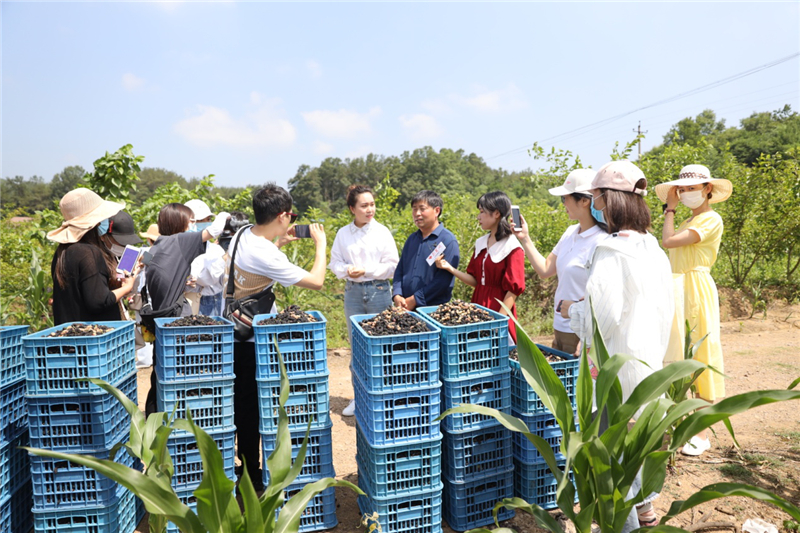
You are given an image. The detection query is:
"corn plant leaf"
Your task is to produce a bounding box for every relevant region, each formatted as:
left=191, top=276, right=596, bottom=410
left=633, top=525, right=692, bottom=533
left=489, top=497, right=564, bottom=533
left=144, top=416, right=175, bottom=482
left=661, top=482, right=800, bottom=523
left=173, top=417, right=239, bottom=533
left=788, top=376, right=800, bottom=389
left=576, top=347, right=594, bottom=438
left=23, top=446, right=205, bottom=532
left=265, top=350, right=297, bottom=491
left=274, top=478, right=363, bottom=533
left=239, top=462, right=266, bottom=533
left=591, top=353, right=638, bottom=436
left=672, top=388, right=800, bottom=448
left=81, top=377, right=146, bottom=454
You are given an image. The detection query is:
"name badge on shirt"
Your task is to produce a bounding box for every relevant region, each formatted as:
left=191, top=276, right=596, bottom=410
left=426, top=242, right=447, bottom=266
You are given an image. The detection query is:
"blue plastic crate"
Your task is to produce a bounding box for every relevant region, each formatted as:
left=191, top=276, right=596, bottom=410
left=356, top=423, right=441, bottom=497
left=354, top=374, right=441, bottom=447
left=512, top=424, right=564, bottom=464
left=443, top=469, right=515, bottom=532
left=509, top=344, right=579, bottom=415
left=262, top=423, right=334, bottom=485
left=0, top=480, right=32, bottom=533
left=256, top=374, right=330, bottom=433
left=157, top=376, right=235, bottom=432
left=280, top=483, right=338, bottom=532
left=27, top=372, right=136, bottom=452
left=32, top=493, right=135, bottom=533
left=155, top=316, right=234, bottom=381
left=23, top=321, right=135, bottom=396
left=118, top=484, right=143, bottom=533
left=166, top=489, right=199, bottom=533
left=0, top=432, right=30, bottom=500
left=417, top=304, right=509, bottom=380
left=350, top=312, right=440, bottom=392
left=441, top=370, right=511, bottom=433
left=1, top=326, right=29, bottom=387
left=167, top=427, right=236, bottom=491
left=0, top=379, right=27, bottom=446
left=514, top=457, right=573, bottom=510
left=442, top=425, right=513, bottom=483
left=357, top=484, right=443, bottom=533
left=253, top=311, right=328, bottom=380
left=30, top=446, right=139, bottom=510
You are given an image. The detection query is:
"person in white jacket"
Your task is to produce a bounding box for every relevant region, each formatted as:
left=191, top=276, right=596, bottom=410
left=329, top=185, right=399, bottom=416
left=185, top=199, right=227, bottom=316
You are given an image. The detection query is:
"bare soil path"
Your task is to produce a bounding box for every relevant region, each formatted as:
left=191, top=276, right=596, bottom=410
left=135, top=299, right=800, bottom=533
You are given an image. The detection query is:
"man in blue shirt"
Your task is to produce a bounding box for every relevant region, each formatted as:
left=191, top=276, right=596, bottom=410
left=392, top=190, right=460, bottom=310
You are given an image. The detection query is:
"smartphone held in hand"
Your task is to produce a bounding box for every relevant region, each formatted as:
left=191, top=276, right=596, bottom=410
left=116, top=245, right=141, bottom=274
left=293, top=224, right=311, bottom=238
left=511, top=205, right=521, bottom=231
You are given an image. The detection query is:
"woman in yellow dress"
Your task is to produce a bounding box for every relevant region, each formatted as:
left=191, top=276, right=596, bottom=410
left=657, top=164, right=732, bottom=456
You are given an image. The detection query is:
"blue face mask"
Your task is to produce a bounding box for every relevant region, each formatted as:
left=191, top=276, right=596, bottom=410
left=97, top=219, right=110, bottom=236
left=590, top=194, right=606, bottom=224
left=195, top=222, right=212, bottom=233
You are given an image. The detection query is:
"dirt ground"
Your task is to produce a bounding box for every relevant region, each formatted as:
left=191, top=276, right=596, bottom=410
left=135, top=293, right=800, bottom=533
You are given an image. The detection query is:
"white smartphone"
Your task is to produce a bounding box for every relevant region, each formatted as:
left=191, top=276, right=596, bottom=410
left=116, top=245, right=141, bottom=274
left=511, top=205, right=522, bottom=231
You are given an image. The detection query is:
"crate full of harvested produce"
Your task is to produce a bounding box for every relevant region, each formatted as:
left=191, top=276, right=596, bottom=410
left=253, top=307, right=327, bottom=380
left=443, top=470, right=515, bottom=531
left=157, top=376, right=235, bottom=433
left=417, top=301, right=509, bottom=380
left=256, top=374, right=330, bottom=433
left=23, top=322, right=134, bottom=396
left=350, top=308, right=440, bottom=392
left=261, top=423, right=334, bottom=485
left=32, top=484, right=141, bottom=533
left=167, top=427, right=236, bottom=491
left=509, top=344, right=579, bottom=415
left=1, top=326, right=29, bottom=387
left=440, top=370, right=511, bottom=432
left=155, top=316, right=233, bottom=381
left=27, top=372, right=137, bottom=453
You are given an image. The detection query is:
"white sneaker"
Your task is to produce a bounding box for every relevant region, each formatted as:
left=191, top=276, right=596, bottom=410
left=342, top=399, right=356, bottom=417
left=681, top=435, right=711, bottom=456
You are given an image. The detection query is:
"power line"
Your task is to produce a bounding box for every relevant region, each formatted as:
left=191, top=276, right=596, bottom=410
left=486, top=52, right=800, bottom=161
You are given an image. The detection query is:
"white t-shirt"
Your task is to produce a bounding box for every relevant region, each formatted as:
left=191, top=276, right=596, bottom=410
left=551, top=224, right=606, bottom=333
left=189, top=241, right=226, bottom=296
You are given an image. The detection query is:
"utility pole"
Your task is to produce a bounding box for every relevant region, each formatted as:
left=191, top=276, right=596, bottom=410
left=633, top=121, right=648, bottom=160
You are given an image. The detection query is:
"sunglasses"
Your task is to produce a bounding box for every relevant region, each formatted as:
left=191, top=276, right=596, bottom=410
left=283, top=212, right=299, bottom=224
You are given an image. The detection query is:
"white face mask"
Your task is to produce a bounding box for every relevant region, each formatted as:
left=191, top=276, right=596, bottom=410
left=680, top=190, right=706, bottom=209
left=110, top=244, right=126, bottom=258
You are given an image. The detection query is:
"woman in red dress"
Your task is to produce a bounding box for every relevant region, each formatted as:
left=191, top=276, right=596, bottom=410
left=435, top=191, right=526, bottom=341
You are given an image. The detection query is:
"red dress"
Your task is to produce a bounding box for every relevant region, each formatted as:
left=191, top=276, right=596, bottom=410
left=466, top=235, right=526, bottom=342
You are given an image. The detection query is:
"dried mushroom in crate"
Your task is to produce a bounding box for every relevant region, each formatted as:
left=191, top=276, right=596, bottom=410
left=257, top=305, right=317, bottom=325
left=359, top=307, right=430, bottom=336
left=509, top=347, right=566, bottom=370
left=429, top=299, right=494, bottom=326
left=164, top=315, right=226, bottom=327
left=47, top=323, right=114, bottom=337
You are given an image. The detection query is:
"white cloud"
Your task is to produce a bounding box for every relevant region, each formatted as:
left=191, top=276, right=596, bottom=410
left=122, top=73, right=145, bottom=91
left=302, top=107, right=381, bottom=139
left=399, top=113, right=443, bottom=141
left=450, top=83, right=529, bottom=113
left=312, top=140, right=334, bottom=155
left=174, top=95, right=296, bottom=148
left=306, top=60, right=322, bottom=79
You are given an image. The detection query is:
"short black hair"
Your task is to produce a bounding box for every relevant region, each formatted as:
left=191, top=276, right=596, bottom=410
left=411, top=190, right=443, bottom=216
left=253, top=183, right=293, bottom=225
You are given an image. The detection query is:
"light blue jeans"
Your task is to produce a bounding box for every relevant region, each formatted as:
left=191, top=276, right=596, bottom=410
left=200, top=292, right=223, bottom=317
left=344, top=279, right=392, bottom=389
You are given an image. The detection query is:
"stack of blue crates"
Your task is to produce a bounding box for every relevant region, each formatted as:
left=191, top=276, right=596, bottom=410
left=253, top=311, right=336, bottom=532
left=1, top=326, right=32, bottom=533
left=417, top=305, right=515, bottom=532
left=22, top=321, right=143, bottom=533
left=155, top=316, right=236, bottom=533
left=351, top=311, right=443, bottom=533
left=509, top=343, right=580, bottom=509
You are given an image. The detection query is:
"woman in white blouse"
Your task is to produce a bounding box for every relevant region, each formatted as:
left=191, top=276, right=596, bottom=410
left=329, top=185, right=399, bottom=416
left=514, top=168, right=607, bottom=355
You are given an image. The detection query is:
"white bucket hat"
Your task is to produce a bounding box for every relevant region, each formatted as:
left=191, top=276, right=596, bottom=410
left=548, top=169, right=596, bottom=196
left=184, top=199, right=212, bottom=221
left=655, top=164, right=733, bottom=204
left=47, top=189, right=125, bottom=244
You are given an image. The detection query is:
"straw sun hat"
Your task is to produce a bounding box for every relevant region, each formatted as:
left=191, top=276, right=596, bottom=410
left=46, top=189, right=125, bottom=244
left=139, top=223, right=161, bottom=242
left=655, top=164, right=733, bottom=204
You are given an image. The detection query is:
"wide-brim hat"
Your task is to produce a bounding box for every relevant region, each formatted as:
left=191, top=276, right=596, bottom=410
left=107, top=211, right=142, bottom=246
left=655, top=164, right=732, bottom=204
left=47, top=188, right=125, bottom=244
left=548, top=168, right=596, bottom=196
left=140, top=223, right=160, bottom=242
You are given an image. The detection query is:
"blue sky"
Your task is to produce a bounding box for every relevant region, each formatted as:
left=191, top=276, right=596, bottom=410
left=3, top=2, right=799, bottom=189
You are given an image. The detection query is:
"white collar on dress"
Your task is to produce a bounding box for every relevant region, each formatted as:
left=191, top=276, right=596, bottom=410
left=349, top=220, right=373, bottom=234
left=474, top=233, right=523, bottom=263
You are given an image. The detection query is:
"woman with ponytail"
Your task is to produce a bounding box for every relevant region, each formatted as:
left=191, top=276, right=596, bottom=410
left=435, top=191, right=526, bottom=341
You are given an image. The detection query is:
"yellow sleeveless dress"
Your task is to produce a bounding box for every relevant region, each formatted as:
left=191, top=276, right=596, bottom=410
left=669, top=211, right=725, bottom=401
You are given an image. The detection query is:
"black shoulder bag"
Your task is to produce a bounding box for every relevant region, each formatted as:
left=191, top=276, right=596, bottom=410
left=224, top=225, right=276, bottom=342
left=139, top=283, right=184, bottom=332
